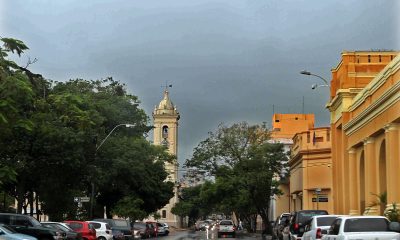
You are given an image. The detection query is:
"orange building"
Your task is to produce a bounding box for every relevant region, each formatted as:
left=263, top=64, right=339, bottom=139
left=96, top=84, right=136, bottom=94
left=289, top=127, right=333, bottom=213
left=327, top=51, right=399, bottom=215
left=270, top=113, right=315, bottom=218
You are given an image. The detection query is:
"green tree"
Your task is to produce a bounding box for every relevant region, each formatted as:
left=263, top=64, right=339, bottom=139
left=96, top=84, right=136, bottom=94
left=185, top=122, right=287, bottom=232
left=0, top=37, right=175, bottom=220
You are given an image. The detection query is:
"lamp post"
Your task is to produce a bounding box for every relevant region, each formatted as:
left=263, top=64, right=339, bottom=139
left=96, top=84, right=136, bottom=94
left=90, top=123, right=136, bottom=219
left=300, top=70, right=330, bottom=90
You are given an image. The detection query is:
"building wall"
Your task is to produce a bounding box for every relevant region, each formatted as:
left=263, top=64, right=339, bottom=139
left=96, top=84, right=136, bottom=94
left=289, top=128, right=333, bottom=213
left=328, top=51, right=399, bottom=215
left=271, top=114, right=315, bottom=219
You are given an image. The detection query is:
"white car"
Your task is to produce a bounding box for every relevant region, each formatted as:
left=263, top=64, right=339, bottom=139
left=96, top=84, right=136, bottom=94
left=86, top=221, right=113, bottom=240
left=321, top=216, right=400, bottom=240
left=302, top=215, right=342, bottom=240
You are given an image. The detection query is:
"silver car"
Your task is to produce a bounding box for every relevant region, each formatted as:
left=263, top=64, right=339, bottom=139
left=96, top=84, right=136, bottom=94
left=302, top=215, right=341, bottom=240
left=0, top=224, right=37, bottom=240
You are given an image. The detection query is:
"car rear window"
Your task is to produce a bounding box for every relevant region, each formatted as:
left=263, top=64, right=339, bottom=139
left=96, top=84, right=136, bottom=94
left=114, top=220, right=129, bottom=227
left=280, top=215, right=289, bottom=224
left=105, top=223, right=111, bottom=230
left=298, top=211, right=328, bottom=224
left=91, top=222, right=101, bottom=229
left=316, top=216, right=338, bottom=226
left=67, top=222, right=83, bottom=230
left=134, top=223, right=146, bottom=229
left=344, top=218, right=389, bottom=232
left=219, top=221, right=233, bottom=225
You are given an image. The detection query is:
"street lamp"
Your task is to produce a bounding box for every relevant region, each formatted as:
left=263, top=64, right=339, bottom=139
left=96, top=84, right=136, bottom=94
left=300, top=70, right=330, bottom=90
left=90, top=123, right=136, bottom=218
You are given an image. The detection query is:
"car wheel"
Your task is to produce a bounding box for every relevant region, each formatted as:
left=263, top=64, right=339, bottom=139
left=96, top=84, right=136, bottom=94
left=98, top=237, right=106, bottom=240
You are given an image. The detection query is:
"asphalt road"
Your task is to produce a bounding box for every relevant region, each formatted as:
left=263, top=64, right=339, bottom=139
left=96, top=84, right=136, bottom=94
left=148, top=229, right=269, bottom=240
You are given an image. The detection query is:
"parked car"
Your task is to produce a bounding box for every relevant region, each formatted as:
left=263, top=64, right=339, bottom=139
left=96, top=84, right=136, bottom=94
left=156, top=223, right=168, bottom=236
left=0, top=213, right=62, bottom=240
left=64, top=221, right=96, bottom=240
left=0, top=224, right=37, bottom=240
left=302, top=215, right=342, bottom=240
left=217, top=220, right=236, bottom=238
left=86, top=222, right=112, bottom=240
left=272, top=213, right=290, bottom=240
left=321, top=216, right=400, bottom=240
left=41, top=222, right=82, bottom=240
left=194, top=221, right=204, bottom=231
left=131, top=223, right=153, bottom=239
left=91, top=219, right=132, bottom=240
left=288, top=210, right=329, bottom=240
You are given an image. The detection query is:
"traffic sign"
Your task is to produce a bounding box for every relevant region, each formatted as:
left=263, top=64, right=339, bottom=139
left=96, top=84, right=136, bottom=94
left=74, top=196, right=90, bottom=203
left=80, top=197, right=90, bottom=202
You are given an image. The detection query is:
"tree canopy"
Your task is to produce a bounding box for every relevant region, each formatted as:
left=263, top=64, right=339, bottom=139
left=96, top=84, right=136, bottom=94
left=0, top=37, right=174, bottom=220
left=182, top=122, right=288, bottom=232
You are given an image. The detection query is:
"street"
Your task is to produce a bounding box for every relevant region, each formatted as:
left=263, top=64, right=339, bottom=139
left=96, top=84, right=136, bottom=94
left=147, top=229, right=269, bottom=240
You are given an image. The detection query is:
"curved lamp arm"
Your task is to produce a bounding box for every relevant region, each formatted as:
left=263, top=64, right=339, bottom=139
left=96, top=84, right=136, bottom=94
left=300, top=70, right=329, bottom=86
left=96, top=123, right=136, bottom=151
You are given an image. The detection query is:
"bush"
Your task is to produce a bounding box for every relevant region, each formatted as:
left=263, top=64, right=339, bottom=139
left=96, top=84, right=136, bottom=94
left=384, top=203, right=400, bottom=222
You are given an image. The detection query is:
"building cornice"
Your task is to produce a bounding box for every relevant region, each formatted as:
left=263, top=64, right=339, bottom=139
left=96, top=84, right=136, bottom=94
left=327, top=88, right=363, bottom=124
left=343, top=56, right=400, bottom=136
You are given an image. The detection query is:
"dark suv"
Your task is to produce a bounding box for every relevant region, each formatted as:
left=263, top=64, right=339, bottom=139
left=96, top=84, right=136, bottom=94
left=288, top=210, right=328, bottom=240
left=92, top=219, right=132, bottom=240
left=0, top=213, right=63, bottom=240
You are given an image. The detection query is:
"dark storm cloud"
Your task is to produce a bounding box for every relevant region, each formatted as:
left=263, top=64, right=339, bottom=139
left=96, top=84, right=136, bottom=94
left=1, top=0, right=398, bottom=166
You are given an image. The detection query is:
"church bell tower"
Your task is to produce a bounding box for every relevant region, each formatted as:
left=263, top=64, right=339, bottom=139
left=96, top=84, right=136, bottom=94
left=152, top=88, right=180, bottom=226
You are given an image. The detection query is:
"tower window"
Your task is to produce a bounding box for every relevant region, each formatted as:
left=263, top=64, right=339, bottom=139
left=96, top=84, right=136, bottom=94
left=162, top=126, right=169, bottom=139
left=379, top=55, right=382, bottom=62
left=368, top=55, right=371, bottom=63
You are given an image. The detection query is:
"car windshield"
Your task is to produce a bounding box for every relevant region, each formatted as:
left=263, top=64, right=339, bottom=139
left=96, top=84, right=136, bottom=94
left=0, top=225, right=17, bottom=234
left=316, top=216, right=338, bottom=227
left=219, top=221, right=233, bottom=226
left=298, top=211, right=328, bottom=224
left=27, top=216, right=42, bottom=227
left=344, top=218, right=389, bottom=232
left=114, top=220, right=129, bottom=227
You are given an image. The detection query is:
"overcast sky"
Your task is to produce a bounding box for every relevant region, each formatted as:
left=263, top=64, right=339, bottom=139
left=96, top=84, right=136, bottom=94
left=1, top=0, right=399, bottom=171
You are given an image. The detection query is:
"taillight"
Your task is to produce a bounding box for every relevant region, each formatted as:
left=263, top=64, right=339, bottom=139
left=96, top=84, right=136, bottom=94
left=316, top=228, right=322, bottom=239
left=294, top=223, right=299, bottom=231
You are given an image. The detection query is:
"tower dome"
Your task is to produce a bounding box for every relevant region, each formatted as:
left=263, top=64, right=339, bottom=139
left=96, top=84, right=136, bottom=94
left=153, top=90, right=179, bottom=116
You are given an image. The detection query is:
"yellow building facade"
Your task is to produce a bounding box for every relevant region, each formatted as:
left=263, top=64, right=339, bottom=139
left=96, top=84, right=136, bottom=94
left=270, top=113, right=315, bottom=217
left=289, top=127, right=333, bottom=213
left=327, top=51, right=399, bottom=215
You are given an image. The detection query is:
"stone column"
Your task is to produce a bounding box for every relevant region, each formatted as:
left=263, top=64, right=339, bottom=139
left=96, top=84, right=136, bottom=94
left=348, top=148, right=359, bottom=215
left=384, top=123, right=400, bottom=210
left=363, top=137, right=378, bottom=215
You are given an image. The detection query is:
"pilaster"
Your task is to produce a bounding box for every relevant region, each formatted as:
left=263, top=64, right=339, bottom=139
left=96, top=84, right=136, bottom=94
left=363, top=137, right=378, bottom=215
left=348, top=148, right=359, bottom=215
left=384, top=123, right=400, bottom=206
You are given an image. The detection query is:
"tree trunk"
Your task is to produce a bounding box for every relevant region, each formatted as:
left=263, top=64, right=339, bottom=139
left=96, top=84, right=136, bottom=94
left=29, top=191, right=34, bottom=216
left=16, top=182, right=25, bottom=213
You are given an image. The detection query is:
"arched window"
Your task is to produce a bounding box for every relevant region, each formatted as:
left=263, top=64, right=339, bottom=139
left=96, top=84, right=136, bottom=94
left=162, top=125, right=169, bottom=139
